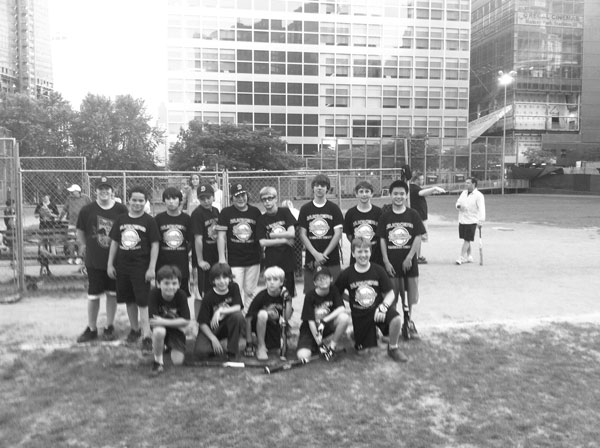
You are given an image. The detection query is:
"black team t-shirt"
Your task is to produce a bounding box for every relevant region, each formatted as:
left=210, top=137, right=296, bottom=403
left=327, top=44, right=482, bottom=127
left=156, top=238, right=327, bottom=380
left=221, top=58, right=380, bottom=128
left=217, top=205, right=261, bottom=267
left=154, top=211, right=193, bottom=277
left=377, top=208, right=426, bottom=269
left=148, top=288, right=190, bottom=340
left=409, top=184, right=428, bottom=221
left=76, top=201, right=128, bottom=270
left=298, top=200, right=343, bottom=266
left=300, top=287, right=344, bottom=323
left=256, top=207, right=297, bottom=272
left=190, top=205, right=219, bottom=266
left=343, top=205, right=383, bottom=266
left=109, top=213, right=160, bottom=269
left=335, top=263, right=392, bottom=318
left=197, top=282, right=243, bottom=326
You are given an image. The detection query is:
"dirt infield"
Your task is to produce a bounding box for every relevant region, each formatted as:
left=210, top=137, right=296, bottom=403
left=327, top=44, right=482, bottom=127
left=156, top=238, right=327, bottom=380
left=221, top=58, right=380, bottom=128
left=2, top=194, right=599, bottom=350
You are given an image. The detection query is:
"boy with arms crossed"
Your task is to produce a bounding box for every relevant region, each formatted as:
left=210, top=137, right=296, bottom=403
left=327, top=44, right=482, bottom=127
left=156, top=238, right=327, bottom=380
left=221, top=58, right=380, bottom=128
left=296, top=267, right=351, bottom=362
left=190, top=183, right=220, bottom=316
left=336, top=237, right=408, bottom=362
left=256, top=186, right=297, bottom=297
left=377, top=180, right=426, bottom=340
left=244, top=266, right=292, bottom=361
left=343, top=180, right=383, bottom=267
left=148, top=265, right=191, bottom=375
left=154, top=187, right=193, bottom=297
left=298, top=174, right=344, bottom=291
left=194, top=263, right=245, bottom=361
left=108, top=185, right=160, bottom=352
left=76, top=177, right=128, bottom=342
left=217, top=183, right=261, bottom=310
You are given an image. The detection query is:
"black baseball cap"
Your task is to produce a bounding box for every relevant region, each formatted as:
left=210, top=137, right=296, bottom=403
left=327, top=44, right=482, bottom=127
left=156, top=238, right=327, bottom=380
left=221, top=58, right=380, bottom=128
left=313, top=266, right=332, bottom=281
left=198, top=183, right=214, bottom=197
left=96, top=176, right=113, bottom=189
left=230, top=183, right=247, bottom=196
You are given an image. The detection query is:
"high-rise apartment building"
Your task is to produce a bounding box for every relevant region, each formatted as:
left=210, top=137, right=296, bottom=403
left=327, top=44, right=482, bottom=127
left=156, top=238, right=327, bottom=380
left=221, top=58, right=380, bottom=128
left=470, top=0, right=600, bottom=171
left=166, top=0, right=471, bottom=177
left=0, top=0, right=53, bottom=98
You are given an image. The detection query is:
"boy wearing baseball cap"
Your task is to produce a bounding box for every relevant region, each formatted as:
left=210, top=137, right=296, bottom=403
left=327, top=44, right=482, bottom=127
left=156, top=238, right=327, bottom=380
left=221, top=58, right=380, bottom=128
left=296, top=266, right=350, bottom=362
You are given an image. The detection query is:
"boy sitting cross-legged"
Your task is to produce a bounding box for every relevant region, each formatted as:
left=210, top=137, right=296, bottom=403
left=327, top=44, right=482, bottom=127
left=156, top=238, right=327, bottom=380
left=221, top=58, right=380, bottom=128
left=335, top=237, right=408, bottom=362
left=296, top=266, right=351, bottom=362
left=148, top=265, right=191, bottom=375
left=244, top=266, right=292, bottom=361
left=194, top=263, right=246, bottom=361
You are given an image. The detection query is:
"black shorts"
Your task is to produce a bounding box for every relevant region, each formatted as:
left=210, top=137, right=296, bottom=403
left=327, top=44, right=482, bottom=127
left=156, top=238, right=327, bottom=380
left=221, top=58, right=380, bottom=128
left=284, top=271, right=296, bottom=298
left=393, top=253, right=419, bottom=279
left=296, top=320, right=335, bottom=353
left=352, top=307, right=400, bottom=350
left=250, top=316, right=281, bottom=350
left=87, top=267, right=116, bottom=296
left=196, top=267, right=212, bottom=296
left=459, top=223, right=477, bottom=242
left=164, top=328, right=187, bottom=353
left=116, top=269, right=151, bottom=307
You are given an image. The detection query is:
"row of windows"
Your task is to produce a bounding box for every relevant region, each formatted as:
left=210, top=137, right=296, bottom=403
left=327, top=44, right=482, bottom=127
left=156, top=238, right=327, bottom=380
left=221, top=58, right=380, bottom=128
left=169, top=0, right=470, bottom=17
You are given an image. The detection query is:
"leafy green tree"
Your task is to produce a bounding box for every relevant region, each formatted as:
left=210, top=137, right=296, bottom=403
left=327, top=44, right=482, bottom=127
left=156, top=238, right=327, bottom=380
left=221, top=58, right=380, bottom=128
left=0, top=92, right=75, bottom=157
left=169, top=121, right=303, bottom=171
left=522, top=147, right=557, bottom=165
left=71, top=94, right=163, bottom=170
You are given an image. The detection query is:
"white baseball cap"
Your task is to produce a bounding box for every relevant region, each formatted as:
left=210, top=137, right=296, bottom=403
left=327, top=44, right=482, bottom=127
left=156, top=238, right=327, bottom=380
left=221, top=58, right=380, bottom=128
left=67, top=184, right=82, bottom=192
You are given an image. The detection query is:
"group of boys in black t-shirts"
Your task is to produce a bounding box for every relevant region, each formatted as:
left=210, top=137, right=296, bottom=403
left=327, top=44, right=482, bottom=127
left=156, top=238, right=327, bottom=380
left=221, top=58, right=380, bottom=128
left=75, top=173, right=425, bottom=374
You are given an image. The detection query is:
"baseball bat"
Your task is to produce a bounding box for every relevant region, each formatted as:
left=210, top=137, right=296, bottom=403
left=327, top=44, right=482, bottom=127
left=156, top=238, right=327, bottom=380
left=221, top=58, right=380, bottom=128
left=264, top=347, right=347, bottom=374
left=400, top=285, right=411, bottom=340
left=186, top=360, right=267, bottom=369
left=280, top=287, right=291, bottom=360
left=478, top=226, right=483, bottom=266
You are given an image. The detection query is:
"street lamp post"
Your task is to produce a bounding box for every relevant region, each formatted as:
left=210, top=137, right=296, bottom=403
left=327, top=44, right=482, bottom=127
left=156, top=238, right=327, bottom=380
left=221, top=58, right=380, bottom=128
left=498, top=70, right=516, bottom=195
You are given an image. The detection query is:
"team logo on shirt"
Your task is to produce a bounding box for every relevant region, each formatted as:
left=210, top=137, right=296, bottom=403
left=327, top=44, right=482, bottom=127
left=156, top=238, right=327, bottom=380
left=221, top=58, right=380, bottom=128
left=354, top=223, right=375, bottom=241
left=233, top=222, right=252, bottom=242
left=96, top=216, right=114, bottom=249
left=159, top=304, right=180, bottom=319
left=355, top=285, right=376, bottom=308
left=309, top=218, right=329, bottom=237
left=314, top=303, right=332, bottom=322
left=207, top=222, right=218, bottom=241
left=121, top=227, right=141, bottom=249
left=388, top=226, right=410, bottom=248
left=164, top=228, right=184, bottom=249
left=270, top=224, right=286, bottom=235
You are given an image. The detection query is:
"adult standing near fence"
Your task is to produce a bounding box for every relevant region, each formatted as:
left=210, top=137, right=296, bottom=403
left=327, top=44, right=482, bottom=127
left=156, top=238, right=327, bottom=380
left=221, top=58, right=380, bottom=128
left=298, top=174, right=344, bottom=291
left=34, top=194, right=59, bottom=230
left=75, top=177, right=128, bottom=343
left=183, top=173, right=201, bottom=215
left=455, top=177, right=485, bottom=265
left=211, top=178, right=223, bottom=212
left=59, top=184, right=92, bottom=263
left=217, top=182, right=261, bottom=310
left=409, top=172, right=445, bottom=264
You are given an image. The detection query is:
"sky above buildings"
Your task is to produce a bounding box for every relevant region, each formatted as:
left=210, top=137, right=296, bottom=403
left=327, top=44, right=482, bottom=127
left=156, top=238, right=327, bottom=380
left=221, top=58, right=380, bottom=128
left=48, top=0, right=167, bottom=118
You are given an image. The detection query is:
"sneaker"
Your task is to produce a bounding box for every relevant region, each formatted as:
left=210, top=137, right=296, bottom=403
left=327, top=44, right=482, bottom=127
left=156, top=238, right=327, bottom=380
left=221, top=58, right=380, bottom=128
left=77, top=327, right=98, bottom=343
left=102, top=325, right=116, bottom=341
left=141, top=337, right=153, bottom=354
left=151, top=361, right=164, bottom=376
left=126, top=329, right=141, bottom=343
left=408, top=321, right=420, bottom=340
left=417, top=256, right=428, bottom=264
left=467, top=255, right=474, bottom=263
left=455, top=257, right=467, bottom=265
left=256, top=345, right=268, bottom=361
left=387, top=346, right=409, bottom=363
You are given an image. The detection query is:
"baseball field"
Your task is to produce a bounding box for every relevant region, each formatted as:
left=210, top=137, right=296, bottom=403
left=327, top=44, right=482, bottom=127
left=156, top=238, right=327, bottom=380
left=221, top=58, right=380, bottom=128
left=1, top=193, right=599, bottom=447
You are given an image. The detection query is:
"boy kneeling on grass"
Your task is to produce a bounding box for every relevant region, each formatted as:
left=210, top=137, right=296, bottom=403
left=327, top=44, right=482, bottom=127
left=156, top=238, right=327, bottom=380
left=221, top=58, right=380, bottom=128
left=296, top=266, right=351, bottom=362
left=245, top=266, right=292, bottom=361
left=149, top=265, right=191, bottom=375
left=335, top=237, right=408, bottom=363
left=194, top=263, right=245, bottom=361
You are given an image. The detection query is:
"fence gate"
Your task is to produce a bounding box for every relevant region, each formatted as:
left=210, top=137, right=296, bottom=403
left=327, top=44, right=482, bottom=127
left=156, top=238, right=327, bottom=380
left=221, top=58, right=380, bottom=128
left=0, top=138, right=21, bottom=302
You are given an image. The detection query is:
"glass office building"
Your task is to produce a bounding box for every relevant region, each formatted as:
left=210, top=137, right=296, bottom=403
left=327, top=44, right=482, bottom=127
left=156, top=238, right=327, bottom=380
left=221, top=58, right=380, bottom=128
left=470, top=0, right=600, bottom=172
left=166, top=0, right=471, bottom=178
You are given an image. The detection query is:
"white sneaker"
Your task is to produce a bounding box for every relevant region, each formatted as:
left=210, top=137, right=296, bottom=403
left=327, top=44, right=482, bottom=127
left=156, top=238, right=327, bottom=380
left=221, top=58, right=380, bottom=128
left=467, top=256, right=474, bottom=263
left=455, top=257, right=467, bottom=265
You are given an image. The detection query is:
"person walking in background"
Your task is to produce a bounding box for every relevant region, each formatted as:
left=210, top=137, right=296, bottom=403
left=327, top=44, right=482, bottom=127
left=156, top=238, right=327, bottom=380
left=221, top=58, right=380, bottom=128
left=455, top=177, right=485, bottom=265
left=183, top=173, right=201, bottom=215
left=409, top=172, right=445, bottom=264
left=210, top=178, right=223, bottom=212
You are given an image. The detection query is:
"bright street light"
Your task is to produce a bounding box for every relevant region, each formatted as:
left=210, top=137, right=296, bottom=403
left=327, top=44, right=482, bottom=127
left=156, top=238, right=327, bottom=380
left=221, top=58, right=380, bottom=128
left=498, top=70, right=516, bottom=195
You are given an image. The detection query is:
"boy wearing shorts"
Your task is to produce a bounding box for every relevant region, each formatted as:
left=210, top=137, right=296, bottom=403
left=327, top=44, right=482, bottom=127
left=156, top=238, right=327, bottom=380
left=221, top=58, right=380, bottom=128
left=190, top=183, right=220, bottom=317
left=256, top=186, right=297, bottom=297
left=335, top=237, right=408, bottom=362
left=148, top=265, right=191, bottom=375
left=377, top=180, right=426, bottom=340
left=108, top=185, right=160, bottom=353
left=244, top=266, right=292, bottom=361
left=154, top=187, right=193, bottom=297
left=76, top=177, right=128, bottom=342
left=296, top=267, right=350, bottom=362
left=194, top=263, right=246, bottom=361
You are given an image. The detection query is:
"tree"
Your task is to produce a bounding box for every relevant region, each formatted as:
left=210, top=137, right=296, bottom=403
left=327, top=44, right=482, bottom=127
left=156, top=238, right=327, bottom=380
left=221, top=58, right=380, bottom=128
left=70, top=94, right=163, bottom=170
left=0, top=92, right=75, bottom=157
left=169, top=121, right=303, bottom=171
left=522, top=147, right=557, bottom=165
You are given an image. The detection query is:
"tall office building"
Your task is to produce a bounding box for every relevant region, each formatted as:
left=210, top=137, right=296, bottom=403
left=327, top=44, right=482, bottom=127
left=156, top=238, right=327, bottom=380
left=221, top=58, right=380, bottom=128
left=166, top=0, right=471, bottom=177
left=470, top=0, right=600, bottom=172
left=0, top=0, right=53, bottom=98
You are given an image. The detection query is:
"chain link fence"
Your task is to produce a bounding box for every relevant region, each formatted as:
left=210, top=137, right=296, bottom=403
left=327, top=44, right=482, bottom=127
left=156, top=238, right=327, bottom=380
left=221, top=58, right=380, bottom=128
left=1, top=138, right=19, bottom=302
